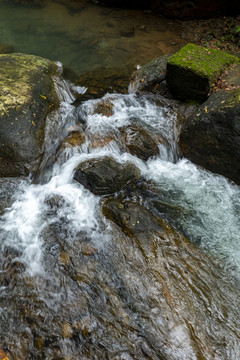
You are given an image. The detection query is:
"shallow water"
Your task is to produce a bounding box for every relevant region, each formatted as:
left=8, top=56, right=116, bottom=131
left=0, top=0, right=186, bottom=75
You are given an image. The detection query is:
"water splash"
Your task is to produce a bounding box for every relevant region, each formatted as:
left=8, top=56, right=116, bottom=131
left=146, top=158, right=240, bottom=273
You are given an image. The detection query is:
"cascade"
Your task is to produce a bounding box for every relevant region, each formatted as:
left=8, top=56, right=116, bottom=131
left=0, top=76, right=240, bottom=359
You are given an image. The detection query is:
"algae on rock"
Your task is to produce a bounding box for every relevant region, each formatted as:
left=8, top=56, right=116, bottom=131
left=166, top=43, right=239, bottom=101
left=0, top=53, right=59, bottom=177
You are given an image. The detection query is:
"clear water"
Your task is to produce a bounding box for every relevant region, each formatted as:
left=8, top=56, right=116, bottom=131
left=0, top=0, right=186, bottom=75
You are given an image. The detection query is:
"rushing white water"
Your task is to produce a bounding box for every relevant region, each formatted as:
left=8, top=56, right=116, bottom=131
left=146, top=158, right=240, bottom=273
left=0, top=80, right=240, bottom=279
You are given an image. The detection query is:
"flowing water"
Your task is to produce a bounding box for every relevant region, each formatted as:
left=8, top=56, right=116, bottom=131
left=0, top=74, right=240, bottom=359
left=0, top=1, right=240, bottom=359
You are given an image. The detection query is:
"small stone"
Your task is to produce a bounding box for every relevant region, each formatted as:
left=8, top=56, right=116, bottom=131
left=61, top=322, right=73, bottom=339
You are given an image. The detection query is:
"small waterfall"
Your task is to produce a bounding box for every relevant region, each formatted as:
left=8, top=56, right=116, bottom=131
left=1, top=78, right=240, bottom=276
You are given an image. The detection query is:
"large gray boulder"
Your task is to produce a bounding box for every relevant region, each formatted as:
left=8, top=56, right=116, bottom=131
left=180, top=64, right=240, bottom=184
left=0, top=53, right=59, bottom=177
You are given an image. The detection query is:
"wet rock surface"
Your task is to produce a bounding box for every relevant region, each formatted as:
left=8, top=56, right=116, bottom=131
left=180, top=63, right=240, bottom=185
left=1, top=190, right=240, bottom=359
left=0, top=53, right=59, bottom=177
left=120, top=126, right=159, bottom=161
left=74, top=156, right=141, bottom=195
left=130, top=55, right=170, bottom=96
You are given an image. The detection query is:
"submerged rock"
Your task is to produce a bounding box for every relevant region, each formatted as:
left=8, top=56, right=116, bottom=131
left=180, top=64, right=240, bottom=185
left=53, top=0, right=88, bottom=13
left=93, top=98, right=114, bottom=117
left=59, top=131, right=86, bottom=149
left=74, top=156, right=141, bottom=195
left=0, top=53, right=59, bottom=177
left=74, top=64, right=134, bottom=102
left=120, top=126, right=159, bottom=161
left=8, top=0, right=47, bottom=7
left=166, top=43, right=239, bottom=101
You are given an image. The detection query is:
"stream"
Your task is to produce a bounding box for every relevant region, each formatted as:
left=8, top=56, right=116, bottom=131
left=0, top=75, right=240, bottom=359
left=0, top=1, right=240, bottom=359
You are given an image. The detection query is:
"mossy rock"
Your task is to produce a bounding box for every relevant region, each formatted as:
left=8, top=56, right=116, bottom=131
left=93, top=98, right=114, bottom=117
left=0, top=53, right=59, bottom=177
left=166, top=43, right=239, bottom=101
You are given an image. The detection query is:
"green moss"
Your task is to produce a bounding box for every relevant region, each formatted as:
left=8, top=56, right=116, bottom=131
left=167, top=44, right=239, bottom=81
left=0, top=53, right=58, bottom=118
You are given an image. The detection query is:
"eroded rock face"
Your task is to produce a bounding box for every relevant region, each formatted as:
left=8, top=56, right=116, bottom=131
left=101, top=197, right=240, bottom=359
left=180, top=64, right=240, bottom=184
left=0, top=53, right=59, bottom=177
left=74, top=156, right=141, bottom=195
